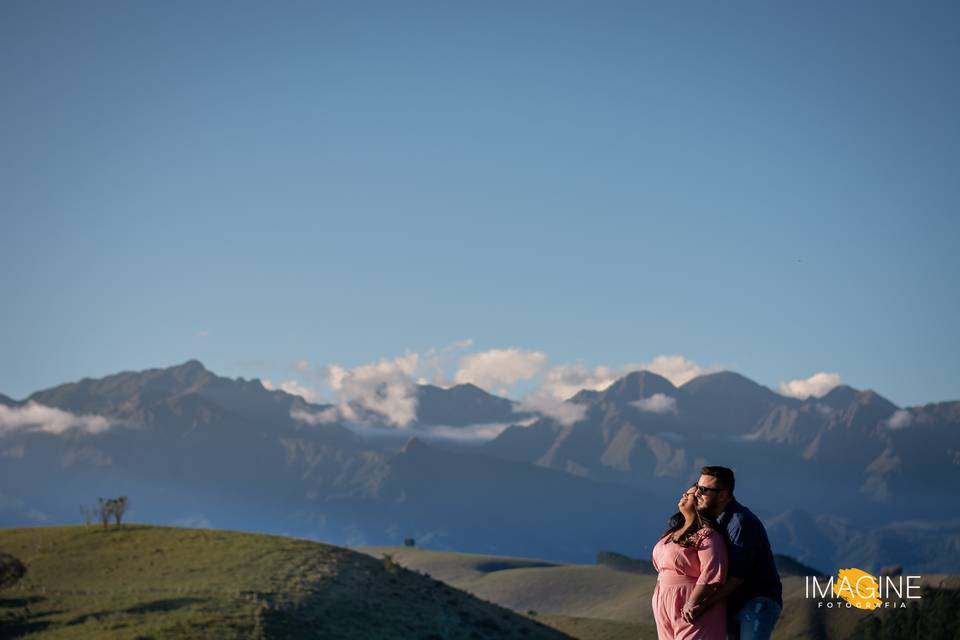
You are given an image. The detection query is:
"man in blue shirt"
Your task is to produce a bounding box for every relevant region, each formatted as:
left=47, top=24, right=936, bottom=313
left=681, top=466, right=782, bottom=640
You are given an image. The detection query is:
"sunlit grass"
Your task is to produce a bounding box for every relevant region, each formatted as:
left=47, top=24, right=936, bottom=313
left=0, top=524, right=571, bottom=639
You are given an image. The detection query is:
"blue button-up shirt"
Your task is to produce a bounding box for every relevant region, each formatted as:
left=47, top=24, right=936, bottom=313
left=715, top=497, right=783, bottom=613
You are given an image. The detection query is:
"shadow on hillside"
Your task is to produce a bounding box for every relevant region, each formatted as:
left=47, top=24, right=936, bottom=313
left=254, top=552, right=574, bottom=639
left=0, top=595, right=46, bottom=609
left=0, top=596, right=57, bottom=639
left=125, top=596, right=207, bottom=615
left=65, top=597, right=206, bottom=626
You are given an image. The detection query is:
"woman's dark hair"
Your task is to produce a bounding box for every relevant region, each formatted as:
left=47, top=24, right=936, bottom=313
left=660, top=484, right=720, bottom=547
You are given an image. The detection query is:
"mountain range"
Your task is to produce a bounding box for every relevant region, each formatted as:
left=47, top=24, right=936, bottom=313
left=2, top=359, right=958, bottom=573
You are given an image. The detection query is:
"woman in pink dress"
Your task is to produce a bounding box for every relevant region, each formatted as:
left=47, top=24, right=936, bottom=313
left=651, top=485, right=728, bottom=639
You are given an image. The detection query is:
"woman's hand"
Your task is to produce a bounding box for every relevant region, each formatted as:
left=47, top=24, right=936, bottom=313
left=682, top=583, right=722, bottom=622
left=681, top=599, right=703, bottom=622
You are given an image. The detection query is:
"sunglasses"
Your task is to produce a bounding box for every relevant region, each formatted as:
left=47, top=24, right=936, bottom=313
left=695, top=485, right=725, bottom=495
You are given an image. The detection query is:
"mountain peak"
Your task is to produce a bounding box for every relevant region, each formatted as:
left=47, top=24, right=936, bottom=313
left=597, top=370, right=676, bottom=404
left=418, top=382, right=492, bottom=397
left=817, top=385, right=898, bottom=413
left=169, top=359, right=209, bottom=375
left=161, top=359, right=213, bottom=391
left=623, top=370, right=672, bottom=382
left=414, top=383, right=522, bottom=427
left=816, top=384, right=860, bottom=408
left=453, top=382, right=486, bottom=393
left=682, top=370, right=751, bottom=388
left=679, top=370, right=782, bottom=402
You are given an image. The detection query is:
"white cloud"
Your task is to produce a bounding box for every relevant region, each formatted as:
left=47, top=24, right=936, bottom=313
left=326, top=365, right=349, bottom=391
left=291, top=341, right=475, bottom=428
left=293, top=359, right=310, bottom=372
left=540, top=364, right=621, bottom=401
left=536, top=355, right=720, bottom=402
left=320, top=353, right=420, bottom=427
left=194, top=330, right=209, bottom=338
left=0, top=402, right=114, bottom=435
left=632, top=393, right=678, bottom=414
left=340, top=420, right=520, bottom=444
left=278, top=381, right=318, bottom=403
left=418, top=422, right=518, bottom=443
left=454, top=348, right=548, bottom=390
left=261, top=379, right=320, bottom=403
left=287, top=347, right=720, bottom=430
left=777, top=372, right=842, bottom=399
left=290, top=406, right=340, bottom=425
left=625, top=355, right=722, bottom=387
left=516, top=391, right=587, bottom=427
left=885, top=409, right=913, bottom=430
left=419, top=339, right=475, bottom=388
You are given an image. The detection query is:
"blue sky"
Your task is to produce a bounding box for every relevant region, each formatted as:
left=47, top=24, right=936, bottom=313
left=2, top=1, right=958, bottom=408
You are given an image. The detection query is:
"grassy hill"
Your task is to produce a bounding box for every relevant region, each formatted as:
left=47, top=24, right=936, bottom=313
left=358, top=546, right=655, bottom=625
left=357, top=546, right=960, bottom=640
left=3, top=524, right=955, bottom=640
left=0, top=524, right=572, bottom=639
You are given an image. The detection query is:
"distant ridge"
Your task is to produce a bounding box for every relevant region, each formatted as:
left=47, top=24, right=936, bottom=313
left=415, top=382, right=531, bottom=426
left=3, top=359, right=959, bottom=572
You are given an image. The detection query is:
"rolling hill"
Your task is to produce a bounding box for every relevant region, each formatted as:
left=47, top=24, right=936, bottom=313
left=0, top=524, right=571, bottom=639
left=355, top=545, right=960, bottom=640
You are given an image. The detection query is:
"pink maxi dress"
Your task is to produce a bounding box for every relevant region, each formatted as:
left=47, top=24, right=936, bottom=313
left=651, top=527, right=728, bottom=640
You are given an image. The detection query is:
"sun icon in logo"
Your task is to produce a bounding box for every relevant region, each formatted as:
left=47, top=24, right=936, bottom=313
left=833, top=568, right=883, bottom=608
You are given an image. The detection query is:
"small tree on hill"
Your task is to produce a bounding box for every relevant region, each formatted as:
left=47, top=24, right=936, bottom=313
left=97, top=497, right=111, bottom=528
left=97, top=496, right=130, bottom=528
left=110, top=496, right=128, bottom=526
left=404, top=537, right=416, bottom=547
left=0, top=552, right=26, bottom=591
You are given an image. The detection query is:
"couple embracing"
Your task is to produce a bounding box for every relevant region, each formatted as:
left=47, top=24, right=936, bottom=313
left=651, top=466, right=783, bottom=640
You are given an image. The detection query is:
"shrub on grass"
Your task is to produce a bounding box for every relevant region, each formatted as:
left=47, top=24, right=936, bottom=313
left=0, top=552, right=26, bottom=590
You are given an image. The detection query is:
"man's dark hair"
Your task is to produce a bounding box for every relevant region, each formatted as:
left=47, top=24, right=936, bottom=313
left=701, top=466, right=735, bottom=493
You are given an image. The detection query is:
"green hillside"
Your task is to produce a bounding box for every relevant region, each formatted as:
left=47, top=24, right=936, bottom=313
left=357, top=546, right=960, bottom=640
left=358, top=546, right=655, bottom=626
left=0, top=525, right=571, bottom=639
left=2, top=525, right=955, bottom=640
